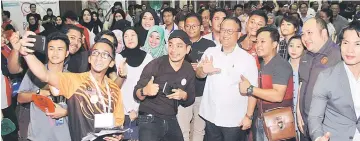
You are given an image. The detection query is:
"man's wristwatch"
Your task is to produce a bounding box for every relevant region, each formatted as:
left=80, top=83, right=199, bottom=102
left=36, top=89, right=41, bottom=95
left=245, top=114, right=253, bottom=120
left=246, top=85, right=254, bottom=96
left=140, top=88, right=146, bottom=97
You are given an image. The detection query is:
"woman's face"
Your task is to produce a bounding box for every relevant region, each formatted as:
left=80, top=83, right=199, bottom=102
left=98, top=9, right=103, bottom=15
left=267, top=15, right=274, bottom=25
left=124, top=30, right=138, bottom=49
left=29, top=16, right=36, bottom=25
left=47, top=11, right=53, bottom=16
left=56, top=17, right=62, bottom=25
left=92, top=14, right=98, bottom=21
left=148, top=31, right=161, bottom=48
left=280, top=20, right=296, bottom=36
left=83, top=10, right=91, bottom=23
left=288, top=39, right=304, bottom=59
left=201, top=10, right=210, bottom=28
left=142, top=12, right=155, bottom=30
left=115, top=13, right=123, bottom=21
left=115, top=34, right=124, bottom=53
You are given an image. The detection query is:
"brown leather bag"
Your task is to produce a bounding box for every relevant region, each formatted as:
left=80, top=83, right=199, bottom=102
left=261, top=107, right=296, bottom=141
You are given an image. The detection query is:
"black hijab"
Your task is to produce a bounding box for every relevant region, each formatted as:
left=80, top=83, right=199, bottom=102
left=91, top=11, right=103, bottom=30
left=80, top=9, right=100, bottom=35
left=120, top=28, right=147, bottom=67
left=136, top=9, right=160, bottom=47
left=27, top=15, right=39, bottom=32
left=110, top=9, right=126, bottom=30
left=110, top=19, right=131, bottom=31
left=55, top=16, right=64, bottom=30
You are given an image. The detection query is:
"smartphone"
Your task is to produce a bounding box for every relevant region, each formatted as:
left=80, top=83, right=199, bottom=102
left=27, top=35, right=46, bottom=54
left=4, top=30, right=14, bottom=41
left=162, top=82, right=174, bottom=95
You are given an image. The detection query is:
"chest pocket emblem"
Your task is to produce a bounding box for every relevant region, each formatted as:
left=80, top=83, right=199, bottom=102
left=181, top=78, right=187, bottom=86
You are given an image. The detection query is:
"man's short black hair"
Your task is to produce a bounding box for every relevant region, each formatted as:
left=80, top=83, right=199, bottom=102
left=310, top=1, right=318, bottom=8
left=92, top=38, right=116, bottom=58
left=185, top=13, right=202, bottom=25
left=176, top=15, right=186, bottom=25
left=61, top=24, right=83, bottom=36
left=256, top=26, right=280, bottom=43
left=94, top=30, right=118, bottom=50
left=162, top=7, right=176, bottom=18
left=330, top=2, right=340, bottom=7
left=234, top=4, right=244, bottom=10
left=320, top=8, right=333, bottom=23
left=210, top=8, right=228, bottom=21
left=3, top=11, right=10, bottom=18
left=114, top=2, right=123, bottom=8
left=63, top=10, right=78, bottom=21
left=338, top=20, right=360, bottom=42
left=280, top=15, right=300, bottom=31
left=46, top=32, right=70, bottom=51
left=221, top=17, right=242, bottom=31
left=300, top=2, right=309, bottom=8
left=249, top=10, right=268, bottom=24
left=30, top=4, right=36, bottom=8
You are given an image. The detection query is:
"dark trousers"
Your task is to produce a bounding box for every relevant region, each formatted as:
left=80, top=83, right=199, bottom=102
left=138, top=113, right=183, bottom=141
left=204, top=119, right=247, bottom=141
left=299, top=132, right=311, bottom=141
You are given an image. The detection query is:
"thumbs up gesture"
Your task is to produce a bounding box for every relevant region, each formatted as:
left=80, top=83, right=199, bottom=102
left=118, top=58, right=127, bottom=77
left=201, top=56, right=221, bottom=75
left=239, top=75, right=251, bottom=96
left=143, top=76, right=159, bottom=96
left=316, top=132, right=331, bottom=141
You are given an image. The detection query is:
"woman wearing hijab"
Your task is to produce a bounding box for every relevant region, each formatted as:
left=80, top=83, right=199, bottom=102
left=79, top=9, right=102, bottom=35
left=109, top=9, right=130, bottom=30
left=136, top=9, right=160, bottom=47
left=112, top=30, right=124, bottom=53
left=115, top=28, right=153, bottom=140
left=43, top=8, right=56, bottom=25
left=141, top=25, right=167, bottom=59
left=25, top=15, right=44, bottom=34
left=91, top=11, right=103, bottom=30
left=55, top=16, right=64, bottom=30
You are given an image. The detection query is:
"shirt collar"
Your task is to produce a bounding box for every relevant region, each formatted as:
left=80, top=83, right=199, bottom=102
left=344, top=62, right=360, bottom=82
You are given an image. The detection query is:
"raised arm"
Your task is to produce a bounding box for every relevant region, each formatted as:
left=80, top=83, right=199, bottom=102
left=7, top=32, right=23, bottom=74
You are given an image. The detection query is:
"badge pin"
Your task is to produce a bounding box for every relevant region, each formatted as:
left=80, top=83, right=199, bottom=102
left=181, top=78, right=187, bottom=86
left=90, top=95, right=99, bottom=104
left=320, top=56, right=328, bottom=65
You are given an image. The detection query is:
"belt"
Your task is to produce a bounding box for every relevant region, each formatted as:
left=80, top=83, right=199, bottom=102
left=138, top=111, right=154, bottom=117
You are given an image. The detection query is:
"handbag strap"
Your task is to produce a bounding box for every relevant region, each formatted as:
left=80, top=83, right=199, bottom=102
left=258, top=70, right=265, bottom=116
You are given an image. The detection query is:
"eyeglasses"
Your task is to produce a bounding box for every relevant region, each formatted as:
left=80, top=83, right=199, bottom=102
left=220, top=28, right=241, bottom=35
left=185, top=25, right=201, bottom=30
left=91, top=50, right=113, bottom=60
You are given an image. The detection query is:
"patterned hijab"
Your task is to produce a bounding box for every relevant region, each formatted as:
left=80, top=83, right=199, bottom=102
left=141, top=26, right=167, bottom=59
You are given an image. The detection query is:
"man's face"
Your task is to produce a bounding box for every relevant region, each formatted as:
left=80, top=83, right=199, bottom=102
left=280, top=20, right=297, bottom=36
left=183, top=6, right=188, bottom=12
left=89, top=43, right=115, bottom=73
left=29, top=16, right=36, bottom=25
left=331, top=5, right=340, bottom=17
left=185, top=17, right=201, bottom=39
left=341, top=30, right=360, bottom=66
left=246, top=15, right=266, bottom=36
left=47, top=40, right=69, bottom=64
left=189, top=5, right=194, bottom=11
left=220, top=20, right=241, bottom=48
left=201, top=10, right=210, bottom=28
left=301, top=19, right=327, bottom=53
left=312, top=2, right=319, bottom=11
left=290, top=5, right=298, bottom=13
left=2, top=13, right=8, bottom=21
left=142, top=5, right=147, bottom=11
left=30, top=5, right=36, bottom=13
left=168, top=38, right=190, bottom=62
left=114, top=5, right=122, bottom=11
left=163, top=4, right=169, bottom=9
left=209, top=1, right=216, bottom=9
left=256, top=31, right=277, bottom=57
left=67, top=29, right=82, bottom=54
left=163, top=11, right=174, bottom=26
left=300, top=4, right=308, bottom=14
left=212, top=11, right=226, bottom=33
left=235, top=7, right=243, bottom=17
left=319, top=11, right=330, bottom=23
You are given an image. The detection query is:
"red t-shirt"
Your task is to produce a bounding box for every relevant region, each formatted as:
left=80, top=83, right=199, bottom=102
left=75, top=24, right=90, bottom=50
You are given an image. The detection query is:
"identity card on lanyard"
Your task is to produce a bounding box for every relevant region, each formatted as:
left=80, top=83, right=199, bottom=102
left=89, top=73, right=115, bottom=128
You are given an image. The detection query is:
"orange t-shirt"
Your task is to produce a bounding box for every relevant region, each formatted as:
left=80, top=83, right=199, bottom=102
left=56, top=72, right=124, bottom=141
left=75, top=24, right=90, bottom=50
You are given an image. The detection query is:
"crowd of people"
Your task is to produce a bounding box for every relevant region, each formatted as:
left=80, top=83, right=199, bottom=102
left=1, top=1, right=360, bottom=141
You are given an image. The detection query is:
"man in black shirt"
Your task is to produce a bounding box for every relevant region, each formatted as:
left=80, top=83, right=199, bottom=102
left=181, top=12, right=216, bottom=141
left=134, top=30, right=195, bottom=141
left=26, top=4, right=41, bottom=23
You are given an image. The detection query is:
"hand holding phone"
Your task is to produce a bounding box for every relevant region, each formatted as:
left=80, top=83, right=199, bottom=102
left=27, top=35, right=46, bottom=54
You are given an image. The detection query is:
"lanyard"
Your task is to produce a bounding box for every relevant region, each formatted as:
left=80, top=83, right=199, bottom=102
left=89, top=72, right=112, bottom=113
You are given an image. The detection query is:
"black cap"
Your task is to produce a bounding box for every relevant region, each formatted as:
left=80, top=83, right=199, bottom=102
left=168, top=30, right=192, bottom=45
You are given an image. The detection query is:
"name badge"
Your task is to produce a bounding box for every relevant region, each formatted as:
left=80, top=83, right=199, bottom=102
left=94, top=113, right=115, bottom=128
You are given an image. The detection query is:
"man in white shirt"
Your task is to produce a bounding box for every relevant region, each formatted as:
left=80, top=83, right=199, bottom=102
left=203, top=9, right=227, bottom=46
left=161, top=8, right=178, bottom=42
left=299, top=3, right=314, bottom=22
left=308, top=21, right=360, bottom=141
left=197, top=17, right=258, bottom=141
